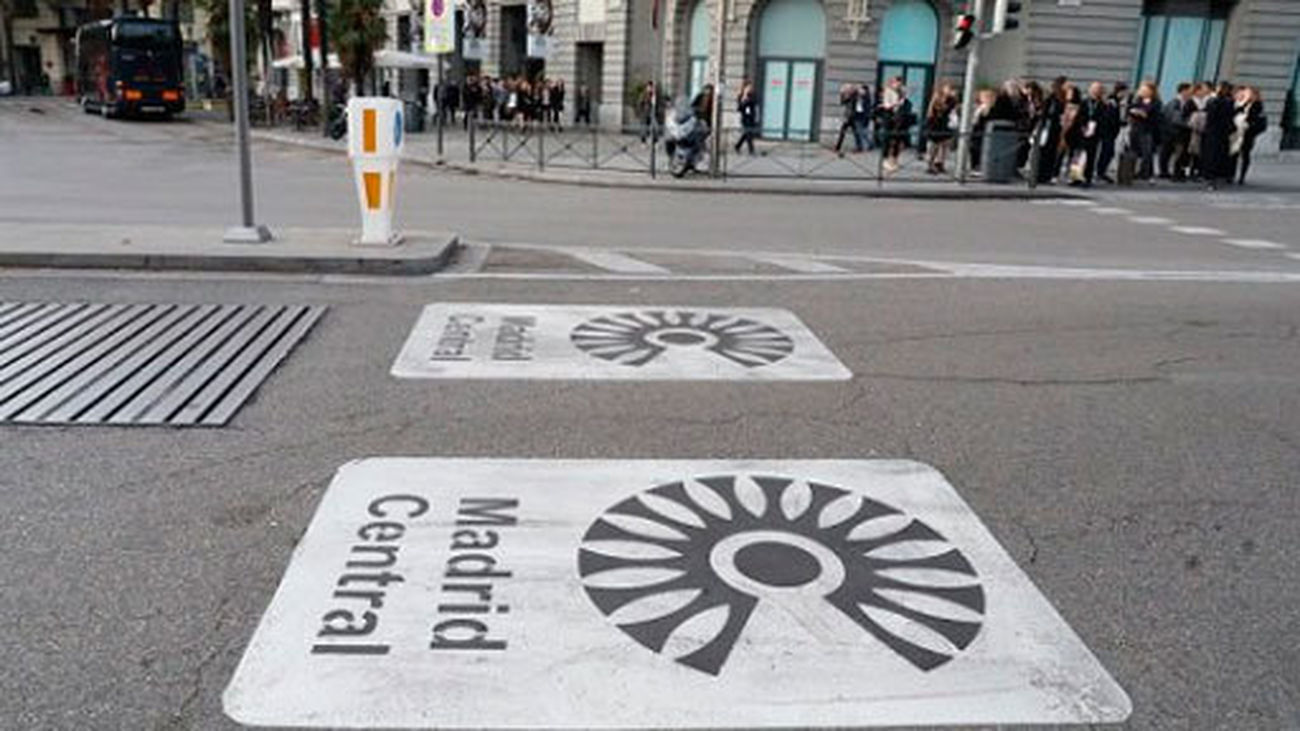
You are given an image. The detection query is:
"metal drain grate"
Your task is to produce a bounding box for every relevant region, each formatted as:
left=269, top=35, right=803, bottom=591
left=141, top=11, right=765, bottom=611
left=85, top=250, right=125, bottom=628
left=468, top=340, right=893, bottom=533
left=0, top=302, right=326, bottom=426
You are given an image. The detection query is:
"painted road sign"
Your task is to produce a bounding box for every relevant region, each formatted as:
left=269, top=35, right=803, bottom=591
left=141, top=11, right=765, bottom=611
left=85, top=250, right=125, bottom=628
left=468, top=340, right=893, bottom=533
left=223, top=459, right=1131, bottom=728
left=390, top=304, right=851, bottom=380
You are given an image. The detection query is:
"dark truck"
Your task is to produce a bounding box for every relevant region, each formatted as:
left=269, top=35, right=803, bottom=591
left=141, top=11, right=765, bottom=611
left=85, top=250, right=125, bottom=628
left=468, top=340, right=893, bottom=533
left=77, top=17, right=185, bottom=118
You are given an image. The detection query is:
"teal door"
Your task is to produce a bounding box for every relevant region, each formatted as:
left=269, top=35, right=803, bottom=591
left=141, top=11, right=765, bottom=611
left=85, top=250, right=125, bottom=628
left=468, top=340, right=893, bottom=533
left=1134, top=13, right=1228, bottom=101
left=757, top=0, right=825, bottom=140
left=761, top=61, right=790, bottom=138
left=761, top=59, right=819, bottom=141
left=788, top=61, right=817, bottom=139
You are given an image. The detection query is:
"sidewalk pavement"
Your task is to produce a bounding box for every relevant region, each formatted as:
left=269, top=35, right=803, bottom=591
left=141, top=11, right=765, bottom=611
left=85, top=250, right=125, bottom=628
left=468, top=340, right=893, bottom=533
left=0, top=223, right=458, bottom=275
left=245, top=120, right=1300, bottom=200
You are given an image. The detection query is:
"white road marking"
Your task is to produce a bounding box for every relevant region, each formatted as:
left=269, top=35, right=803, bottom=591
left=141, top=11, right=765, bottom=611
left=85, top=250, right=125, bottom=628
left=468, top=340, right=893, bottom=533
left=391, top=304, right=850, bottom=381
left=1128, top=216, right=1175, bottom=225
left=1089, top=207, right=1132, bottom=215
left=1220, top=238, right=1287, bottom=250
left=1169, top=226, right=1227, bottom=236
left=224, top=458, right=1132, bottom=729
left=1034, top=196, right=1097, bottom=205
left=753, top=256, right=851, bottom=273
left=1286, top=253, right=1300, bottom=262
left=566, top=248, right=671, bottom=274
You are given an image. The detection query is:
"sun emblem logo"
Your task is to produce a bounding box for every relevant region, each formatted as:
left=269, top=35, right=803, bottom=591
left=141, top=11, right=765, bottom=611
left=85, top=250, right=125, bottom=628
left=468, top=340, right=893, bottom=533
left=569, top=310, right=795, bottom=368
left=577, top=475, right=986, bottom=675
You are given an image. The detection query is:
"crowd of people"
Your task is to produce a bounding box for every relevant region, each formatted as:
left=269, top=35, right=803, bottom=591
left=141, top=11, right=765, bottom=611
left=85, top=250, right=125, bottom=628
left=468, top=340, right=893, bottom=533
left=966, top=76, right=1269, bottom=188
left=433, top=76, right=595, bottom=129
left=742, top=73, right=1272, bottom=186
left=422, top=70, right=1271, bottom=188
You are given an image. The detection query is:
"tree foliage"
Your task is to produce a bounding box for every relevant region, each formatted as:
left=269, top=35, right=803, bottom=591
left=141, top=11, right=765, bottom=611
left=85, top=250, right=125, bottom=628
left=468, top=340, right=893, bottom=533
left=197, top=0, right=260, bottom=75
left=331, top=0, right=385, bottom=92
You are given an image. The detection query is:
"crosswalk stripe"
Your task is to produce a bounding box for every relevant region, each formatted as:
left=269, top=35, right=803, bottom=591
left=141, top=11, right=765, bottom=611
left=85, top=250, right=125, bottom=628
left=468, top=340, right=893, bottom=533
left=1170, top=226, right=1227, bottom=236
left=1220, top=239, right=1286, bottom=250
left=1128, top=216, right=1175, bottom=225
left=754, top=256, right=851, bottom=273
left=1089, top=207, right=1132, bottom=215
left=566, top=249, right=671, bottom=274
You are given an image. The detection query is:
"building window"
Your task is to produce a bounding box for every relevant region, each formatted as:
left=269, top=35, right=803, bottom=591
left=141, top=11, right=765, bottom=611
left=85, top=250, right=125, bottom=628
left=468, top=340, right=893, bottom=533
left=687, top=0, right=710, bottom=101
left=1134, top=1, right=1229, bottom=101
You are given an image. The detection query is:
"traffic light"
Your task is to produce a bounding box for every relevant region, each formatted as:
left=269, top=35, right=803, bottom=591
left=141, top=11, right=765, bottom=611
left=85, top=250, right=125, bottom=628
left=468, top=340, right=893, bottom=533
left=953, top=13, right=976, bottom=50
left=993, top=0, right=1022, bottom=34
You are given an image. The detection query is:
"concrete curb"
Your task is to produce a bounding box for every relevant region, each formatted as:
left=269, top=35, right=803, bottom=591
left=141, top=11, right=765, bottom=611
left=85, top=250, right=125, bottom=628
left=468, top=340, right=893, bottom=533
left=0, top=230, right=460, bottom=276
left=250, top=129, right=1082, bottom=201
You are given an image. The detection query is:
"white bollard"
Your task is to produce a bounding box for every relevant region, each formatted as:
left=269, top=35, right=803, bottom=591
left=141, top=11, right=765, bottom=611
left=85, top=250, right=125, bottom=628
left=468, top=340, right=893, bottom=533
left=347, top=97, right=405, bottom=246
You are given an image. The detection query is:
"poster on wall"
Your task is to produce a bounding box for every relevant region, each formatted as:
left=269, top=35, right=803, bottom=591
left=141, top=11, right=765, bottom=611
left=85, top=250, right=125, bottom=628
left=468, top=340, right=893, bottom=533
left=527, top=0, right=553, bottom=59
left=463, top=0, right=487, bottom=60
left=424, top=0, right=455, bottom=55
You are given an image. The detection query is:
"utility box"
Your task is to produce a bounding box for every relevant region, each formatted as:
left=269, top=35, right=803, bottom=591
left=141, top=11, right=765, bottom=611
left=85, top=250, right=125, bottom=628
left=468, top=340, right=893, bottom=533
left=347, top=97, right=405, bottom=246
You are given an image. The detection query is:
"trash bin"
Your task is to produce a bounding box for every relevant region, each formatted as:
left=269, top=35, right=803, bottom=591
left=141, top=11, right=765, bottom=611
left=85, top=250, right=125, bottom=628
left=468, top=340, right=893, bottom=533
left=347, top=97, right=405, bottom=246
left=404, top=99, right=426, bottom=133
left=980, top=121, right=1019, bottom=184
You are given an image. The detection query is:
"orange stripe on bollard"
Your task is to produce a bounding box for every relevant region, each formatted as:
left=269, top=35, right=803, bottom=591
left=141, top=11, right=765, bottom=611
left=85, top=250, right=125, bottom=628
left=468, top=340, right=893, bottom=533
left=364, top=172, right=382, bottom=210
left=363, top=109, right=377, bottom=153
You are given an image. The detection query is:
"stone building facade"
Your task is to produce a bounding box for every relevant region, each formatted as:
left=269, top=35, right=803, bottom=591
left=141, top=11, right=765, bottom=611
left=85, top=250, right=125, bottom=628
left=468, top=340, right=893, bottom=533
left=444, top=0, right=1298, bottom=151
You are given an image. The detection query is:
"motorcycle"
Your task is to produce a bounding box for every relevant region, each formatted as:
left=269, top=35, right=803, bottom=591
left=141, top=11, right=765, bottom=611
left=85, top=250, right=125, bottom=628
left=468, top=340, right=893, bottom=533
left=327, top=101, right=348, bottom=140
left=663, top=104, right=710, bottom=178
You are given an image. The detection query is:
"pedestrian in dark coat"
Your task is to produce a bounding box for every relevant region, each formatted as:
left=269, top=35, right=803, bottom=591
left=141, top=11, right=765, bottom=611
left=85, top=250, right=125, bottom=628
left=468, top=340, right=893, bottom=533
left=1127, top=81, right=1161, bottom=182
left=735, top=82, right=760, bottom=155
left=1035, top=77, right=1066, bottom=184
left=1201, top=81, right=1236, bottom=189
left=1234, top=86, right=1267, bottom=185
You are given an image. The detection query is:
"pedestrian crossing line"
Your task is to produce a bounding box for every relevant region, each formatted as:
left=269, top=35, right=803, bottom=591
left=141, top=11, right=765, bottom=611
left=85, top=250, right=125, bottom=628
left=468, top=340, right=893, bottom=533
left=565, top=248, right=671, bottom=274
left=1032, top=198, right=1097, bottom=207
left=1169, top=226, right=1227, bottom=236
left=1089, top=207, right=1132, bottom=215
left=752, top=256, right=852, bottom=274
left=1220, top=239, right=1287, bottom=251
left=1284, top=253, right=1300, bottom=262
left=1128, top=216, right=1175, bottom=225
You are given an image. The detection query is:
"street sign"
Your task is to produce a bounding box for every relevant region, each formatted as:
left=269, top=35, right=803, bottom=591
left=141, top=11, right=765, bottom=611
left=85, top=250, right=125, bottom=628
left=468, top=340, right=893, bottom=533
left=223, top=458, right=1131, bottom=728
left=424, top=0, right=454, bottom=54
left=391, top=304, right=851, bottom=380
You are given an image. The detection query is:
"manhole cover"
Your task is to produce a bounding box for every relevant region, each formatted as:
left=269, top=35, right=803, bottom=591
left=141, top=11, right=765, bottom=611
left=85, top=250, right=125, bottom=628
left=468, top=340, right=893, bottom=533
left=0, top=301, right=325, bottom=426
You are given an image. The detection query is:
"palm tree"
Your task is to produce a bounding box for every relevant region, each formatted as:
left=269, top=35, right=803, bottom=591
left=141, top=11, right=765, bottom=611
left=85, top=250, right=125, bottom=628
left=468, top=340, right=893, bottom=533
left=331, top=0, right=384, bottom=95
left=198, top=0, right=259, bottom=83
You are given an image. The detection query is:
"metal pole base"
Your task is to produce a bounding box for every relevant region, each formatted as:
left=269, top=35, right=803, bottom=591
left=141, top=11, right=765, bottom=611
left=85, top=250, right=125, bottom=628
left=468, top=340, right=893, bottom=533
left=223, top=225, right=275, bottom=244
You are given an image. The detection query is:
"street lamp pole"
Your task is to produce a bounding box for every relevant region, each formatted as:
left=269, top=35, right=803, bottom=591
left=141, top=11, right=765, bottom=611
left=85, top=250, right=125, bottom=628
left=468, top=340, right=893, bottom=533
left=955, top=0, right=985, bottom=183
left=709, top=0, right=726, bottom=177
left=223, top=0, right=273, bottom=243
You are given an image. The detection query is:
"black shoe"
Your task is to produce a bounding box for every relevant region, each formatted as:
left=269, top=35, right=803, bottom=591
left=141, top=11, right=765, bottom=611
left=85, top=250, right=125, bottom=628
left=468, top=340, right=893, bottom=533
left=1099, top=174, right=1115, bottom=184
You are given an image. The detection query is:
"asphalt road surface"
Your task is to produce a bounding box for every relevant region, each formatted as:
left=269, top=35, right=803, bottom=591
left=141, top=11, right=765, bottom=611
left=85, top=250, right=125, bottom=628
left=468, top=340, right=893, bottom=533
left=2, top=100, right=1299, bottom=730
